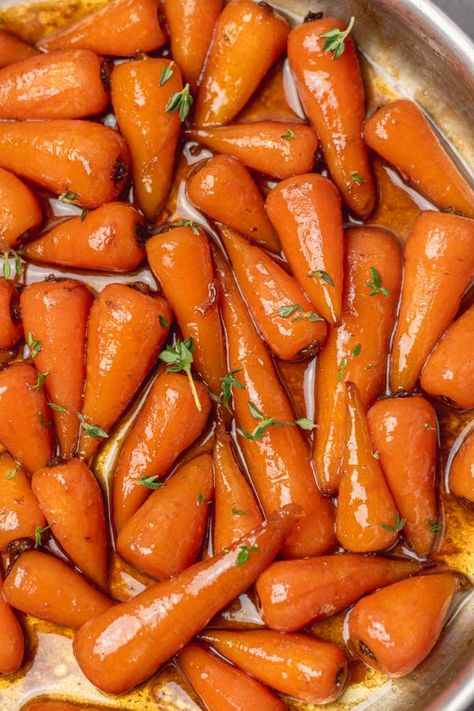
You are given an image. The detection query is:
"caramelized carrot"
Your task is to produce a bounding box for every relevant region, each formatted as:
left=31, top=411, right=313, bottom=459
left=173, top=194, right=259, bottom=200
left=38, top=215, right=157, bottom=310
left=21, top=279, right=93, bottom=458
left=146, top=226, right=226, bottom=393
left=0, top=452, right=45, bottom=551
left=178, top=642, right=285, bottom=711
left=256, top=554, right=423, bottom=632
left=3, top=550, right=111, bottom=629
left=111, top=58, right=183, bottom=220
left=203, top=630, right=349, bottom=704
left=187, top=122, right=319, bottom=179
left=266, top=174, right=344, bottom=324
left=367, top=396, right=438, bottom=557
left=164, top=0, right=223, bottom=92
left=217, top=252, right=336, bottom=558
left=0, top=363, right=53, bottom=473
left=364, top=100, right=474, bottom=218
left=449, top=431, right=474, bottom=503
left=78, top=284, right=172, bottom=461
left=38, top=0, right=166, bottom=56
left=73, top=504, right=303, bottom=694
left=32, top=459, right=108, bottom=588
left=117, top=453, right=213, bottom=579
left=288, top=18, right=375, bottom=218
left=348, top=573, right=458, bottom=676
left=390, top=212, right=474, bottom=393
left=187, top=155, right=279, bottom=252
left=194, top=0, right=288, bottom=127
left=313, top=226, right=402, bottom=494
left=24, top=202, right=145, bottom=273
left=0, top=569, right=24, bottom=675
left=0, top=167, right=42, bottom=249
left=0, top=279, right=22, bottom=350
left=113, top=372, right=211, bottom=532
left=0, top=29, right=38, bottom=68
left=221, top=226, right=326, bottom=360
left=420, top=305, right=474, bottom=409
left=0, top=120, right=129, bottom=209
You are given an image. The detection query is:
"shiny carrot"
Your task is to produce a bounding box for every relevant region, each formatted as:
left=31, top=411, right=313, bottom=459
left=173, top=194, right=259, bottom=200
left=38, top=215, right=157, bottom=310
left=348, top=573, right=458, bottom=676
left=0, top=570, right=24, bottom=675
left=217, top=252, right=336, bottom=558
left=266, top=173, right=344, bottom=324
left=0, top=29, right=38, bottom=68
left=146, top=225, right=226, bottom=393
left=78, top=284, right=172, bottom=461
left=21, top=279, right=93, bottom=458
left=3, top=550, right=111, bottom=629
left=364, top=100, right=474, bottom=218
left=203, top=630, right=349, bottom=704
left=221, top=226, right=326, bottom=360
left=117, top=453, right=213, bottom=579
left=112, top=373, right=210, bottom=532
left=0, top=363, right=53, bottom=473
left=288, top=17, right=375, bottom=218
left=24, top=202, right=146, bottom=273
left=38, top=0, right=166, bottom=56
left=187, top=155, right=279, bottom=252
left=420, top=305, right=474, bottom=409
left=194, top=0, right=288, bottom=127
left=0, top=279, right=22, bottom=349
left=32, top=459, right=108, bottom=588
left=187, top=121, right=319, bottom=179
left=449, top=431, right=474, bottom=503
left=256, top=554, right=423, bottom=632
left=0, top=452, right=45, bottom=551
left=0, top=120, right=129, bottom=209
left=0, top=166, right=42, bottom=249
left=390, top=212, right=474, bottom=393
left=313, top=226, right=402, bottom=494
left=73, top=504, right=303, bottom=694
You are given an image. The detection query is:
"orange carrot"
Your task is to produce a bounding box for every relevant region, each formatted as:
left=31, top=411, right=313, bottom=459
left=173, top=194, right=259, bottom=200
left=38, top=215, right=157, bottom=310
left=0, top=29, right=38, bottom=68
left=449, top=431, right=474, bottom=503
left=0, top=279, right=22, bottom=349
left=0, top=167, right=42, bottom=249
left=0, top=569, right=24, bottom=675
left=0, top=452, right=45, bottom=551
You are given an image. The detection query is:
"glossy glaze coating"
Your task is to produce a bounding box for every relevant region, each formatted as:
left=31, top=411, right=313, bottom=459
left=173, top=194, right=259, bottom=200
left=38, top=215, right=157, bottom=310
left=0, top=29, right=38, bottom=68
left=0, top=166, right=42, bottom=249
left=0, top=452, right=45, bottom=551
left=0, top=570, right=24, bottom=675
left=449, top=431, right=474, bottom=502
left=0, top=279, right=22, bottom=349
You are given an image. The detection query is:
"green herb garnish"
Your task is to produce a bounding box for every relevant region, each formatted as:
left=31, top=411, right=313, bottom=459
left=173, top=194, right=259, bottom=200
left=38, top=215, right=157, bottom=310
left=138, top=475, right=165, bottom=490
left=281, top=128, right=296, bottom=141
left=77, top=412, right=108, bottom=439
left=159, top=337, right=202, bottom=411
left=366, top=266, right=390, bottom=297
left=236, top=545, right=259, bottom=566
left=307, top=269, right=334, bottom=285
left=33, top=371, right=49, bottom=392
left=166, top=83, right=193, bottom=122
left=27, top=332, right=42, bottom=359
left=160, top=63, right=174, bottom=86
left=381, top=512, right=405, bottom=533
left=320, top=16, right=355, bottom=60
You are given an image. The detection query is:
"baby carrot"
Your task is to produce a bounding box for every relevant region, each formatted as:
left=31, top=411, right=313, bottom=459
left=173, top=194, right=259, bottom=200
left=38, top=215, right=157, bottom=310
left=0, top=120, right=130, bottom=208
left=0, top=29, right=38, bottom=68
left=187, top=155, right=279, bottom=252
left=449, top=431, right=474, bottom=503
left=0, top=452, right=45, bottom=551
left=194, top=0, right=288, bottom=127
left=390, top=212, right=474, bottom=393
left=0, top=167, right=42, bottom=249
left=0, top=279, right=22, bottom=350
left=0, top=569, right=24, bottom=675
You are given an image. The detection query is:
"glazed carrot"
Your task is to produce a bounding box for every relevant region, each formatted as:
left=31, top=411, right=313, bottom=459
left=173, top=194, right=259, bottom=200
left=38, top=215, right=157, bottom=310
left=221, top=226, right=326, bottom=360
left=420, top=305, right=474, bottom=409
left=0, top=279, right=22, bottom=350
left=21, top=279, right=93, bottom=458
left=194, top=0, right=288, bottom=127
left=288, top=18, right=375, bottom=218
left=164, top=0, right=223, bottom=92
left=266, top=174, right=344, bottom=324
left=32, top=459, right=108, bottom=588
left=0, top=120, right=129, bottom=209
left=24, top=202, right=146, bottom=273
left=187, top=155, right=279, bottom=252
left=146, top=226, right=226, bottom=393
left=449, top=431, right=474, bottom=503
left=313, top=226, right=402, bottom=494
left=113, top=373, right=211, bottom=532
left=213, top=429, right=262, bottom=553
left=0, top=29, right=38, bottom=68
left=78, top=284, right=172, bottom=461
left=0, top=570, right=24, bottom=675
left=348, top=573, right=458, bottom=676
left=364, top=100, right=474, bottom=218
left=38, top=0, right=166, bottom=56
left=217, top=253, right=336, bottom=558
left=0, top=167, right=42, bottom=249
left=111, top=58, right=183, bottom=220
left=390, top=212, right=474, bottom=393
left=203, top=630, right=349, bottom=704
left=367, top=396, right=438, bottom=557
left=178, top=642, right=285, bottom=711
left=0, top=363, right=53, bottom=473
left=3, top=550, right=111, bottom=629
left=73, top=504, right=303, bottom=694
left=256, top=554, right=423, bottom=632
left=0, top=49, right=108, bottom=120
left=337, top=383, right=398, bottom=552
left=0, top=453, right=45, bottom=551
left=117, top=453, right=213, bottom=579
left=187, top=122, right=319, bottom=180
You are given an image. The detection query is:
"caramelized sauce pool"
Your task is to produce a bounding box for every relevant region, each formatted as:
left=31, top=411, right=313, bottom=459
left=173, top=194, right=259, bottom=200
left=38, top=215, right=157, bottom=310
left=0, top=2, right=472, bottom=710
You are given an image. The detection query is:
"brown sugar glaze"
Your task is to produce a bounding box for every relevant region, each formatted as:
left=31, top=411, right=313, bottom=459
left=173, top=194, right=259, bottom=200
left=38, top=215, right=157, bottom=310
left=0, top=1, right=472, bottom=709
